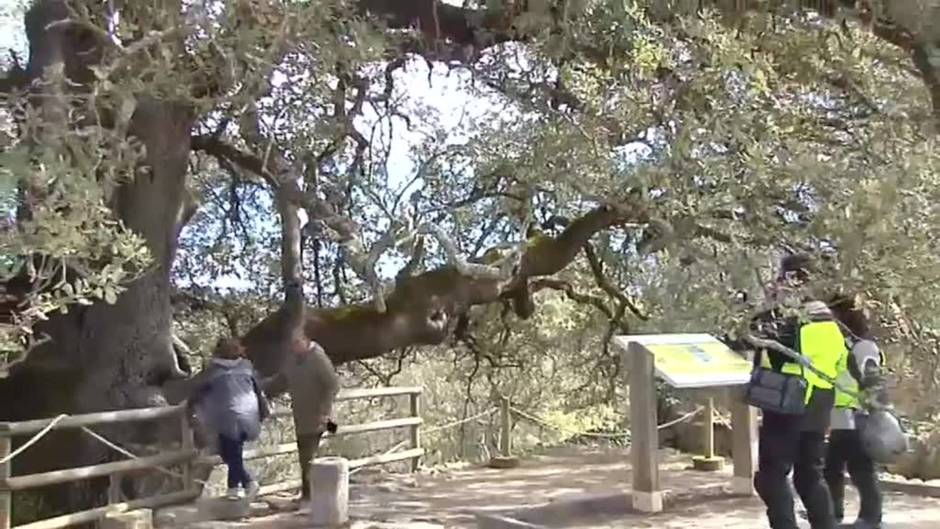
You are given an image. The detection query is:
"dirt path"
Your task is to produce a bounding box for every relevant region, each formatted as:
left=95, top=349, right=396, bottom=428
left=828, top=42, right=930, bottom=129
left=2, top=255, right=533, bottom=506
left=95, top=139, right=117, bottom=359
left=191, top=446, right=940, bottom=528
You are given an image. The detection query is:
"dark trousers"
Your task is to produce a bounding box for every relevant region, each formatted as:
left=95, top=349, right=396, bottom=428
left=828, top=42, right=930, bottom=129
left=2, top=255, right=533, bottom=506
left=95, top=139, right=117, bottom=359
left=219, top=433, right=252, bottom=489
left=755, top=416, right=835, bottom=529
left=824, top=428, right=882, bottom=524
left=297, top=431, right=325, bottom=499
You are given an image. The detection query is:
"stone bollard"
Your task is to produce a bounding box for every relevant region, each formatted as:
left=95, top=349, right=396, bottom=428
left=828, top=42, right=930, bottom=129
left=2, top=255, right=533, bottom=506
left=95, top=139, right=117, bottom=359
left=309, top=457, right=349, bottom=527
left=102, top=509, right=153, bottom=529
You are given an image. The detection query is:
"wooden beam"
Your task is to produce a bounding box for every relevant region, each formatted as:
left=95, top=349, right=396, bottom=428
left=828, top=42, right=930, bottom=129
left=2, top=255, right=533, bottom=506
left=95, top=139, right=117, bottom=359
left=258, top=479, right=302, bottom=497
left=0, top=406, right=183, bottom=436
left=13, top=489, right=199, bottom=529
left=331, top=416, right=422, bottom=436
left=196, top=443, right=300, bottom=467
left=626, top=341, right=662, bottom=512
left=271, top=386, right=425, bottom=418
left=730, top=387, right=758, bottom=495
left=335, top=386, right=423, bottom=401
left=348, top=447, right=424, bottom=469
left=409, top=393, right=421, bottom=472
left=197, top=417, right=424, bottom=466
left=0, top=435, right=10, bottom=529
left=0, top=450, right=195, bottom=491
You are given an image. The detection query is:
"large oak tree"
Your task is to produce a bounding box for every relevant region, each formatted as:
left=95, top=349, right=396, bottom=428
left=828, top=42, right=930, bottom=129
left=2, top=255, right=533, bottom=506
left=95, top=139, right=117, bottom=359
left=2, top=0, right=940, bottom=520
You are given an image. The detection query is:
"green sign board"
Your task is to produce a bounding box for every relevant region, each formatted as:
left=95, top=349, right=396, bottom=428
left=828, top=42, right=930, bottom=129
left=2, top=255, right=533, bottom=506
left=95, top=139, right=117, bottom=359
left=614, top=334, right=752, bottom=389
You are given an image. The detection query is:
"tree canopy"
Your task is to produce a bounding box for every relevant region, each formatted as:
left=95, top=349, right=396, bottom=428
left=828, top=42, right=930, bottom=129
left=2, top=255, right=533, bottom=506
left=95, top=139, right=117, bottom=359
left=3, top=0, right=940, bottom=513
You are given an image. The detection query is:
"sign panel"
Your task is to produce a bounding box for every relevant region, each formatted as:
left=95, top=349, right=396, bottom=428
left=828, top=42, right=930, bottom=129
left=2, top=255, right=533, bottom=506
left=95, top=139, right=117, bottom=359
left=614, top=333, right=752, bottom=389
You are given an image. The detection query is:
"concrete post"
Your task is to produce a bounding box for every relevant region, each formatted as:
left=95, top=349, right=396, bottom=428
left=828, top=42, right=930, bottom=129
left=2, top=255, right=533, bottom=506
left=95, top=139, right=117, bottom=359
left=309, top=457, right=349, bottom=527
left=102, top=509, right=153, bottom=529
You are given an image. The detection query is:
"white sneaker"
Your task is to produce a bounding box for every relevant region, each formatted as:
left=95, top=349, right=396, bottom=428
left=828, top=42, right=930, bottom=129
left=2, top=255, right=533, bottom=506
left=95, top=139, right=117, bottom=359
left=244, top=481, right=260, bottom=498
left=226, top=487, right=243, bottom=501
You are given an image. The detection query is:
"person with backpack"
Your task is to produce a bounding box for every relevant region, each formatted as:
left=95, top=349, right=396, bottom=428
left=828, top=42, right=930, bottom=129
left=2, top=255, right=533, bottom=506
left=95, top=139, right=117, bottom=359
left=189, top=338, right=270, bottom=500
left=825, top=335, right=888, bottom=529
left=744, top=253, right=847, bottom=529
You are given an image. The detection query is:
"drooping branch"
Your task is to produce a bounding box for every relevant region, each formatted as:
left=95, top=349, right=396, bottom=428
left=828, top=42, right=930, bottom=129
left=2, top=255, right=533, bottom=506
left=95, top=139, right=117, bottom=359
left=583, top=243, right=649, bottom=321
left=531, top=278, right=617, bottom=322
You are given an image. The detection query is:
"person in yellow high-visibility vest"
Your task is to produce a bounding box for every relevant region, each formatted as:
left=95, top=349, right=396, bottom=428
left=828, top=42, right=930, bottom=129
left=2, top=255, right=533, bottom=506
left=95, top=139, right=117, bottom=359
left=825, top=337, right=887, bottom=529
left=749, top=254, right=847, bottom=529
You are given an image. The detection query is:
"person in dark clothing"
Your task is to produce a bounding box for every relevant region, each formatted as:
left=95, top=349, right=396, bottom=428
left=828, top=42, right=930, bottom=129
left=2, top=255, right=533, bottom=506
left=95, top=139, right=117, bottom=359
left=825, top=334, right=887, bottom=529
left=746, top=253, right=847, bottom=529
left=189, top=338, right=270, bottom=500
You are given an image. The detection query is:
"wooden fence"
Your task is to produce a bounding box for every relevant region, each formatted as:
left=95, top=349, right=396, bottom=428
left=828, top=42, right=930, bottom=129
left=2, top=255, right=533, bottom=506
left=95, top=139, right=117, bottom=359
left=0, top=386, right=423, bottom=529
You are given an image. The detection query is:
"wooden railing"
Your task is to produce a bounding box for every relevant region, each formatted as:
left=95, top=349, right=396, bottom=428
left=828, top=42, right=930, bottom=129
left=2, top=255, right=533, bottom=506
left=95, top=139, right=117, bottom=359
left=0, top=386, right=423, bottom=529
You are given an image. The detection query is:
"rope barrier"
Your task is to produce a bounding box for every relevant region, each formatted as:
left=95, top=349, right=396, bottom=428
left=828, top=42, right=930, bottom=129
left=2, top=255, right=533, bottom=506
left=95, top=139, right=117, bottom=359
left=508, top=405, right=704, bottom=439
left=0, top=414, right=68, bottom=465
left=79, top=426, right=208, bottom=486
left=421, top=407, right=498, bottom=436
left=348, top=407, right=498, bottom=475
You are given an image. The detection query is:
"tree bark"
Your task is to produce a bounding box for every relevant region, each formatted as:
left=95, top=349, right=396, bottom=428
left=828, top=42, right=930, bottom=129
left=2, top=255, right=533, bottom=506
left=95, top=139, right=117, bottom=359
left=0, top=0, right=195, bottom=518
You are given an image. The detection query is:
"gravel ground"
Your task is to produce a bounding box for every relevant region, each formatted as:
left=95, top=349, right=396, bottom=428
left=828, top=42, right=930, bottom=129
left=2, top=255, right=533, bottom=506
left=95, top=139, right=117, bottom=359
left=173, top=446, right=940, bottom=529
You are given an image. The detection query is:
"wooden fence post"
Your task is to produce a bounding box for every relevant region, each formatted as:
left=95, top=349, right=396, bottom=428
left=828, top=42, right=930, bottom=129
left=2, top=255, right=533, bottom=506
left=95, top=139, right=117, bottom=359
left=487, top=396, right=518, bottom=469
left=409, top=392, right=421, bottom=473
left=179, top=409, right=195, bottom=492
left=627, top=341, right=662, bottom=513
left=108, top=473, right=123, bottom=505
left=730, top=388, right=758, bottom=495
left=1, top=433, right=11, bottom=529
left=693, top=394, right=724, bottom=471
left=499, top=396, right=511, bottom=458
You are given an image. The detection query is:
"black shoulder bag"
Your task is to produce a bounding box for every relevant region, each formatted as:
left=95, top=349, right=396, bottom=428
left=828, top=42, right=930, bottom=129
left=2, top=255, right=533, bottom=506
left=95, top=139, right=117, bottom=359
left=744, top=351, right=808, bottom=415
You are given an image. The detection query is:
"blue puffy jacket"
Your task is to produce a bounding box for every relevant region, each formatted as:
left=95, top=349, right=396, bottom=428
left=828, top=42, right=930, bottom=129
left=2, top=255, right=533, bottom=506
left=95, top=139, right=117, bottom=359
left=191, top=357, right=270, bottom=441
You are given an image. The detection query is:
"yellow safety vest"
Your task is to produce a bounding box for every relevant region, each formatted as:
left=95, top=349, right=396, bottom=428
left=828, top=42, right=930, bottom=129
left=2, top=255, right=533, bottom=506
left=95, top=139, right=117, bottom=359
left=761, top=320, right=847, bottom=404
left=834, top=345, right=887, bottom=410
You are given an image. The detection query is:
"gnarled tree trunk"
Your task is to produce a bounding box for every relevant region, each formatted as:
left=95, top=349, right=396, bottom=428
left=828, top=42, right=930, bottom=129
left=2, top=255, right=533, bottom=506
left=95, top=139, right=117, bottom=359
left=0, top=0, right=194, bottom=518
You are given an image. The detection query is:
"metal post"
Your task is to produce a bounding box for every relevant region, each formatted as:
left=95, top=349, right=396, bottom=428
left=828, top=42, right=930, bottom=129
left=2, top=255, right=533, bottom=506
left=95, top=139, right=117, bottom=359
left=499, top=396, right=511, bottom=458
left=1, top=434, right=11, bottom=529
left=179, top=409, right=195, bottom=492
left=409, top=392, right=421, bottom=473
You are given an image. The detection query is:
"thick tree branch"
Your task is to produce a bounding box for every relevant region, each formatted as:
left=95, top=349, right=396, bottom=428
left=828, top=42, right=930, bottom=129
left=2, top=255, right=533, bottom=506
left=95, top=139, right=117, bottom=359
left=242, top=204, right=642, bottom=371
